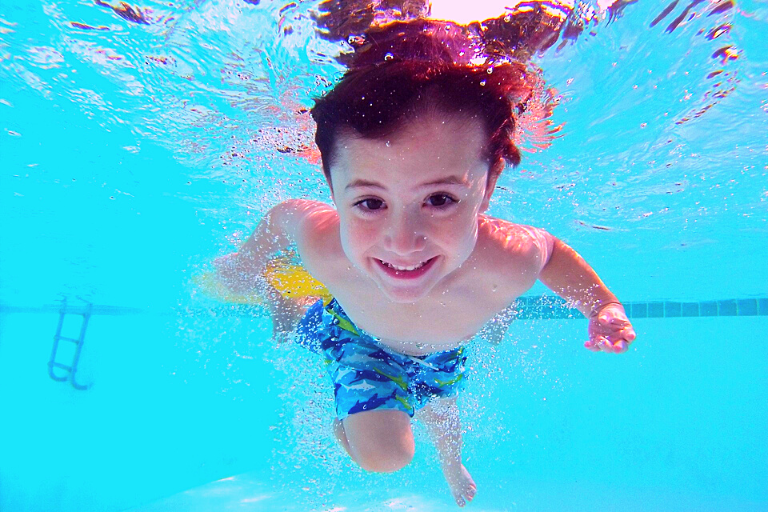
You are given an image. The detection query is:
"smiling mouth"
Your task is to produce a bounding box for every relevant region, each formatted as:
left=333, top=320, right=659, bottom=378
left=375, top=256, right=438, bottom=279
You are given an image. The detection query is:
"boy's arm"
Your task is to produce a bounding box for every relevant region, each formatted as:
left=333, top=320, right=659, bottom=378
left=538, top=236, right=636, bottom=353
left=214, top=199, right=323, bottom=294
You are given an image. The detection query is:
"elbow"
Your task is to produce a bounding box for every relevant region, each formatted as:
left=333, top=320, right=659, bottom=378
left=539, top=233, right=559, bottom=272
left=267, top=199, right=313, bottom=233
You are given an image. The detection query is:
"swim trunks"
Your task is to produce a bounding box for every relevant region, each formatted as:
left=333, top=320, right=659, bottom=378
left=296, top=298, right=467, bottom=420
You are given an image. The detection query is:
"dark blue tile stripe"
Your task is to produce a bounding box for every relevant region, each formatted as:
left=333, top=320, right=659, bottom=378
left=1, top=297, right=767, bottom=319
left=511, top=297, right=768, bottom=319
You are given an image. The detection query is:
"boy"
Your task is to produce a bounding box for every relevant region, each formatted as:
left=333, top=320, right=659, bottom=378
left=216, top=24, right=636, bottom=508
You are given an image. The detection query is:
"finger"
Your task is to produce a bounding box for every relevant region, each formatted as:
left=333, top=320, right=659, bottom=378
left=584, top=340, right=600, bottom=351
left=596, top=336, right=614, bottom=353
left=622, top=326, right=637, bottom=342
left=586, top=337, right=608, bottom=352
left=613, top=340, right=628, bottom=353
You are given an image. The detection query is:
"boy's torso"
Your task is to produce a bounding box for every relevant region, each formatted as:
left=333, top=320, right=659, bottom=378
left=295, top=204, right=547, bottom=356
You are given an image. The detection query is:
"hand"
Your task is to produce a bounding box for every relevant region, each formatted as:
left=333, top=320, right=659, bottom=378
left=585, top=302, right=636, bottom=353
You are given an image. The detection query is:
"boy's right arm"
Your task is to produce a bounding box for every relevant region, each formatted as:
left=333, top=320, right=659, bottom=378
left=214, top=199, right=325, bottom=294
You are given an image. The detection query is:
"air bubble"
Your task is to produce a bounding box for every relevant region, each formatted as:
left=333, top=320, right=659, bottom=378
left=384, top=52, right=394, bottom=61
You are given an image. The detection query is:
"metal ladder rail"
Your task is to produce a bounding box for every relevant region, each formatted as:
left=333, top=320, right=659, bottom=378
left=47, top=297, right=92, bottom=390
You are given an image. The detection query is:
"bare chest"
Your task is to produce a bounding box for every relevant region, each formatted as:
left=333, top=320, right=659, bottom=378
left=328, top=272, right=517, bottom=355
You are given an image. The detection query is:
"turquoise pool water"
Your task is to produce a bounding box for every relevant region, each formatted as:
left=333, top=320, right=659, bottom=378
left=1, top=1, right=766, bottom=511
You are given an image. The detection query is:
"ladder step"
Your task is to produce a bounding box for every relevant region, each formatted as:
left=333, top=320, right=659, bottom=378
left=55, top=335, right=81, bottom=344
left=50, top=362, right=73, bottom=372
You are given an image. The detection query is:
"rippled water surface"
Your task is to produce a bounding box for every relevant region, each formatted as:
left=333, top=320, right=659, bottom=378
left=1, top=0, right=765, bottom=306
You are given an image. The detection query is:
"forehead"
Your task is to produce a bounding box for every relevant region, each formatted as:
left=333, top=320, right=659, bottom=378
left=330, top=114, right=489, bottom=187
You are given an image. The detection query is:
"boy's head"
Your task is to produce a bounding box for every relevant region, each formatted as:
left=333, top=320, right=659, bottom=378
left=311, top=57, right=534, bottom=185
left=308, top=22, right=537, bottom=302
left=311, top=20, right=540, bottom=188
left=311, top=20, right=537, bottom=183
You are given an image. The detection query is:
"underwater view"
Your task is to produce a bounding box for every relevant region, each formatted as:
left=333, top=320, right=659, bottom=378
left=1, top=0, right=766, bottom=511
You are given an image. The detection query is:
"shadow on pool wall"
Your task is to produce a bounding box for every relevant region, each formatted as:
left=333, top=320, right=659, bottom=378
left=1, top=308, right=766, bottom=512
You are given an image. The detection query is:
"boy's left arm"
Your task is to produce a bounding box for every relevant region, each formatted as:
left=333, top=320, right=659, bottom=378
left=538, top=236, right=636, bottom=353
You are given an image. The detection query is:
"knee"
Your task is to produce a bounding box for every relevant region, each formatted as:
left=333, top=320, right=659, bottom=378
left=354, top=438, right=414, bottom=473
left=342, top=410, right=414, bottom=473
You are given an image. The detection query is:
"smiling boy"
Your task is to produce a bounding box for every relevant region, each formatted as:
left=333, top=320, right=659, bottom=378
left=216, top=29, right=636, bottom=507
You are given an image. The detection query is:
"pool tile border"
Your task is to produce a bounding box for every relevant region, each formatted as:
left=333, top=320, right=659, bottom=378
left=0, top=297, right=767, bottom=319
left=512, top=297, right=768, bottom=319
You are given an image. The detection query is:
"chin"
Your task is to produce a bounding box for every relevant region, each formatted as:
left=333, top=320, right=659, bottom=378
left=374, top=273, right=439, bottom=304
left=379, top=285, right=429, bottom=304
left=378, top=285, right=432, bottom=304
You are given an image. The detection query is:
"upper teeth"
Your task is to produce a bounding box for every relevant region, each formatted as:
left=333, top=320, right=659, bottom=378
left=383, top=260, right=426, bottom=271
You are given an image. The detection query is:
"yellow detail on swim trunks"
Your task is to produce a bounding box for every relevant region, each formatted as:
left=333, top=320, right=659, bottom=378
left=395, top=395, right=414, bottom=413
left=373, top=368, right=408, bottom=391
left=435, top=374, right=464, bottom=388
left=327, top=309, right=361, bottom=337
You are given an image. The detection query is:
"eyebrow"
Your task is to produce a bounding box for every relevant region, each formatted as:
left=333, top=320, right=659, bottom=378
left=344, top=175, right=468, bottom=191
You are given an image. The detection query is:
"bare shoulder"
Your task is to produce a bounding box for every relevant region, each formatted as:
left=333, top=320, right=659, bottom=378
left=475, top=215, right=554, bottom=286
left=283, top=200, right=345, bottom=280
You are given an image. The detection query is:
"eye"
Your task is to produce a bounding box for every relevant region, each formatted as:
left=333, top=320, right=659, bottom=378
left=425, top=193, right=457, bottom=208
left=355, top=198, right=386, bottom=211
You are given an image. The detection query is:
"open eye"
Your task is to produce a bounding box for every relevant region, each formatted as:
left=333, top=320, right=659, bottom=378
left=425, top=193, right=457, bottom=208
left=355, top=198, right=386, bottom=211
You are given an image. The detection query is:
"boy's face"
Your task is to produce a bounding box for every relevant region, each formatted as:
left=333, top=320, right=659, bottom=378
left=328, top=113, right=497, bottom=303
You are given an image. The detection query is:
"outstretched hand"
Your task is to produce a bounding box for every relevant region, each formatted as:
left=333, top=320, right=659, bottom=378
left=585, top=302, right=636, bottom=353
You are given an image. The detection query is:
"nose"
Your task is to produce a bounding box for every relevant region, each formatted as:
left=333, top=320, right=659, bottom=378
left=383, top=206, right=427, bottom=256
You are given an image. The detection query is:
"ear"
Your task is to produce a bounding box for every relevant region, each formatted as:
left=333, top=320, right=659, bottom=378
left=480, top=163, right=502, bottom=213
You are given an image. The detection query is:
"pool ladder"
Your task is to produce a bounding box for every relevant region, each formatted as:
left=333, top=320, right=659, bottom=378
left=48, top=297, right=91, bottom=390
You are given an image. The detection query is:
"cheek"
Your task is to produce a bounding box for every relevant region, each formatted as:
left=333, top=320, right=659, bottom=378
left=340, top=218, right=379, bottom=255
left=433, top=209, right=479, bottom=250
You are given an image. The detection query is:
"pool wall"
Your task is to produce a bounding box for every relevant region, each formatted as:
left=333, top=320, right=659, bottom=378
left=0, top=309, right=281, bottom=512
left=1, top=309, right=766, bottom=511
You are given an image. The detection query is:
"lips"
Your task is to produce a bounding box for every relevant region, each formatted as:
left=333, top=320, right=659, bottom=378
left=375, top=256, right=438, bottom=280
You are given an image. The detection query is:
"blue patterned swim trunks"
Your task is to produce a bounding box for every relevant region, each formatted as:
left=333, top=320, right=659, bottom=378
left=296, top=298, right=467, bottom=420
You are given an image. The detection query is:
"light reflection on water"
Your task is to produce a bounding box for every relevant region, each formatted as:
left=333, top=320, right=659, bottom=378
left=0, top=0, right=764, bottom=316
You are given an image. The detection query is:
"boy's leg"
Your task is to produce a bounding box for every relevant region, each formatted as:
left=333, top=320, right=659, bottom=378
left=332, top=409, right=415, bottom=473
left=415, top=397, right=477, bottom=507
left=265, top=291, right=317, bottom=344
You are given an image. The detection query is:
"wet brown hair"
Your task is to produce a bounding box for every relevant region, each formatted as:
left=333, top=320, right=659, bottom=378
left=310, top=20, right=537, bottom=182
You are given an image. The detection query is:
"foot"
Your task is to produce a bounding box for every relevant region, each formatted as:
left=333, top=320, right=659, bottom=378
left=442, top=462, right=477, bottom=507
